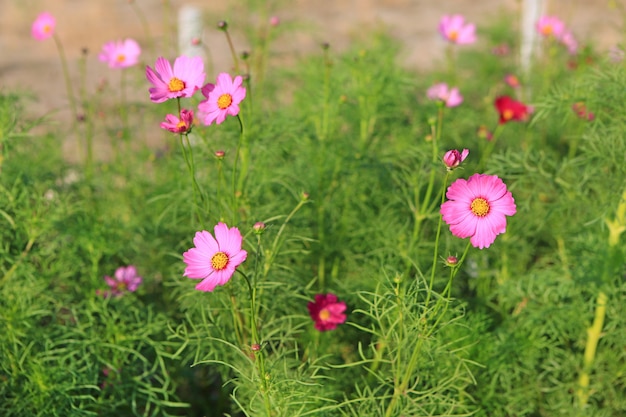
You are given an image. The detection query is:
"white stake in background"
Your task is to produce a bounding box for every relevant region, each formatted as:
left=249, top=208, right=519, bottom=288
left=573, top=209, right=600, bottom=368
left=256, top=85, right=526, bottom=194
left=178, top=5, right=205, bottom=59
left=520, top=0, right=545, bottom=74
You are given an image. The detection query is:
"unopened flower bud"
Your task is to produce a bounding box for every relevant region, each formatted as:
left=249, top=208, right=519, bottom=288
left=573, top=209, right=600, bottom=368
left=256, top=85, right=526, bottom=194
left=301, top=192, right=310, bottom=201
left=214, top=150, right=225, bottom=159
left=445, top=256, right=458, bottom=267
left=217, top=20, right=228, bottom=31
left=253, top=222, right=266, bottom=234
left=269, top=16, right=280, bottom=27
left=251, top=343, right=261, bottom=351
left=442, top=149, right=469, bottom=170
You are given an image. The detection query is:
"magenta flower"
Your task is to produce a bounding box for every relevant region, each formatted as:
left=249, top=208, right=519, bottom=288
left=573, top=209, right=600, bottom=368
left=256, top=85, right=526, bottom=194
left=160, top=108, right=194, bottom=134
left=145, top=56, right=206, bottom=103
left=32, top=12, right=56, bottom=41
left=183, top=223, right=248, bottom=292
left=442, top=149, right=469, bottom=170
left=101, top=265, right=142, bottom=297
left=198, top=73, right=246, bottom=125
left=441, top=174, right=516, bottom=249
left=536, top=16, right=565, bottom=38
left=308, top=293, right=347, bottom=332
left=438, top=15, right=476, bottom=45
left=427, top=83, right=463, bottom=107
left=99, top=39, right=141, bottom=69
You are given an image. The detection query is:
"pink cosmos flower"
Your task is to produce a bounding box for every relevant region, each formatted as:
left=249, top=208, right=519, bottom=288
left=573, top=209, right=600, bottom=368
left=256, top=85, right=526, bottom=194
left=145, top=56, right=206, bottom=103
left=99, top=39, right=141, bottom=69
left=198, top=73, right=247, bottom=125
left=32, top=12, right=56, bottom=41
left=441, top=174, right=517, bottom=249
left=427, top=83, right=463, bottom=107
left=560, top=31, right=578, bottom=55
left=443, top=149, right=469, bottom=170
left=183, top=222, right=248, bottom=292
left=160, top=108, right=194, bottom=134
left=308, top=293, right=347, bottom=332
left=438, top=15, right=476, bottom=45
left=536, top=16, right=565, bottom=38
left=100, top=265, right=143, bottom=297
left=504, top=74, right=520, bottom=88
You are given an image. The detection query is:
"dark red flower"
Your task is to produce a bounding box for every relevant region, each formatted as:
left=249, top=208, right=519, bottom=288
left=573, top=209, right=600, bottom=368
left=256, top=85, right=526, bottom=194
left=307, top=293, right=347, bottom=332
left=494, top=96, right=532, bottom=124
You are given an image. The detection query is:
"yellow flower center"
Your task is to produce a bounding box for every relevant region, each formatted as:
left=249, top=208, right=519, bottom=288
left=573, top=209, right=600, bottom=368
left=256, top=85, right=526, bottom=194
left=43, top=24, right=52, bottom=34
left=542, top=25, right=553, bottom=36
left=319, top=309, right=331, bottom=321
left=503, top=109, right=514, bottom=120
left=217, top=94, right=233, bottom=109
left=211, top=252, right=229, bottom=270
left=176, top=120, right=188, bottom=130
left=471, top=197, right=490, bottom=217
left=449, top=30, right=458, bottom=41
left=168, top=77, right=185, bottom=93
left=116, top=54, right=126, bottom=63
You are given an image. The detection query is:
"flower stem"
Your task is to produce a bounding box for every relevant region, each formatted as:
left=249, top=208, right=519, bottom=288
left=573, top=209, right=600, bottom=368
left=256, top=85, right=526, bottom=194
left=576, top=291, right=607, bottom=408
left=52, top=33, right=78, bottom=123
left=238, top=269, right=272, bottom=416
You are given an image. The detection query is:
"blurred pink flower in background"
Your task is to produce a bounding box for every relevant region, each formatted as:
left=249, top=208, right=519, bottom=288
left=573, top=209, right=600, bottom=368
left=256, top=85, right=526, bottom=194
left=441, top=174, right=516, bottom=249
left=183, top=223, right=248, bottom=292
left=572, top=102, right=595, bottom=121
left=308, top=293, right=347, bottom=331
left=269, top=16, right=280, bottom=26
left=198, top=73, right=246, bottom=125
left=145, top=56, right=206, bottom=103
left=438, top=14, right=476, bottom=45
left=427, top=83, right=463, bottom=107
left=560, top=31, right=578, bottom=55
left=536, top=16, right=565, bottom=38
left=160, top=108, right=195, bottom=133
left=31, top=12, right=56, bottom=41
left=100, top=265, right=142, bottom=297
left=99, top=39, right=141, bottom=69
left=442, top=149, right=469, bottom=170
left=504, top=74, right=520, bottom=88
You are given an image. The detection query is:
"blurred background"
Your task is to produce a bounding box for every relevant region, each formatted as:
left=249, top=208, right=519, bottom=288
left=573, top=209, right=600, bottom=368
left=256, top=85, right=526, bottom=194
left=0, top=0, right=622, bottom=147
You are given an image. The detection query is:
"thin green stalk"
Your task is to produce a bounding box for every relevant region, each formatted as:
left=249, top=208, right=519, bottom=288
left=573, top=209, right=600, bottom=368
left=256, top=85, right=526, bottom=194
left=238, top=269, right=272, bottom=416
left=477, top=123, right=505, bottom=172
left=52, top=33, right=78, bottom=122
left=423, top=170, right=450, bottom=308
left=576, top=291, right=607, bottom=408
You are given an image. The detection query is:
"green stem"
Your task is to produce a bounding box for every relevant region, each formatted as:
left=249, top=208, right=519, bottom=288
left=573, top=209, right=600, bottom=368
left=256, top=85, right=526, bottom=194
left=478, top=123, right=505, bottom=172
left=576, top=291, right=607, bottom=408
left=52, top=33, right=78, bottom=122
left=238, top=269, right=272, bottom=416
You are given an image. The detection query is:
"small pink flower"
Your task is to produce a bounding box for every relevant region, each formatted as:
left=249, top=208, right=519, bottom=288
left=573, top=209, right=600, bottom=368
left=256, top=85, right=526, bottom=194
left=536, top=16, right=565, bottom=38
left=438, top=15, right=476, bottom=45
left=160, top=108, right=194, bottom=134
left=308, top=293, right=347, bottom=332
left=102, top=266, right=143, bottom=297
left=442, top=149, right=469, bottom=170
left=198, top=73, right=247, bottom=125
left=572, top=102, right=594, bottom=121
left=145, top=56, right=206, bottom=103
left=183, top=222, right=248, bottom=292
left=504, top=74, right=520, bottom=88
left=32, top=12, right=56, bottom=41
left=269, top=16, right=280, bottom=27
left=560, top=31, right=578, bottom=55
left=99, top=39, right=141, bottom=69
left=441, top=174, right=517, bottom=249
left=427, top=83, right=463, bottom=107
